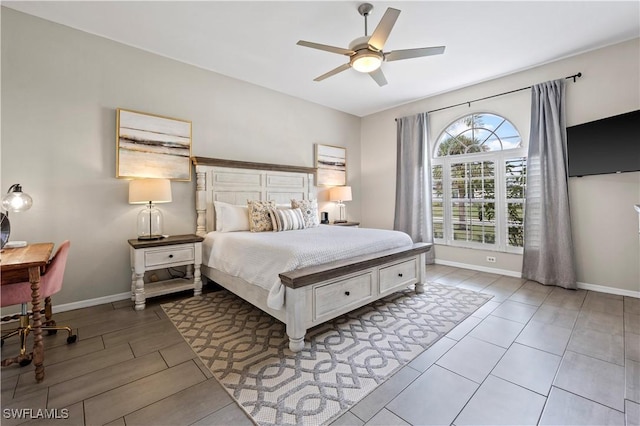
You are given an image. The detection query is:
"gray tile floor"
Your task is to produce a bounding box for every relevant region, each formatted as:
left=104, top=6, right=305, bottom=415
left=1, top=265, right=639, bottom=425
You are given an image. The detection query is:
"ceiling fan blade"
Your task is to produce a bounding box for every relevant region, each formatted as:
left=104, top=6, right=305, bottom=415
left=385, top=46, right=446, bottom=62
left=297, top=40, right=354, bottom=56
left=369, top=68, right=388, bottom=87
left=314, top=63, right=351, bottom=82
left=368, top=8, right=401, bottom=51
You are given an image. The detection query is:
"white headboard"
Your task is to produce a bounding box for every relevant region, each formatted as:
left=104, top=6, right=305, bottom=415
left=193, top=157, right=317, bottom=236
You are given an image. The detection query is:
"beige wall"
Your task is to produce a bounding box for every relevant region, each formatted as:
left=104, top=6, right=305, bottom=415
left=361, top=38, right=640, bottom=294
left=1, top=8, right=361, bottom=306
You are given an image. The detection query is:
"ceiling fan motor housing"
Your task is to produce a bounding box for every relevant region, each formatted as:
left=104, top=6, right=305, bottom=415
left=296, top=3, right=444, bottom=84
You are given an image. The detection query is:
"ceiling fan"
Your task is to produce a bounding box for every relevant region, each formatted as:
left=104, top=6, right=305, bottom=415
left=296, top=3, right=445, bottom=86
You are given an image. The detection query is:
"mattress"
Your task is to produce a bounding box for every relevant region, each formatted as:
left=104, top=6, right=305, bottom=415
left=202, top=225, right=413, bottom=309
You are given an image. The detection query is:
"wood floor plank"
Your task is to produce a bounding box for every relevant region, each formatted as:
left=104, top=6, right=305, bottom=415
left=190, top=402, right=254, bottom=426
left=48, top=351, right=168, bottom=409
left=101, top=318, right=176, bottom=348
left=50, top=303, right=116, bottom=323
left=1, top=370, right=19, bottom=399
left=76, top=309, right=161, bottom=340
left=41, top=336, right=104, bottom=366
left=129, top=328, right=184, bottom=357
left=103, top=418, right=126, bottom=426
left=14, top=344, right=134, bottom=398
left=160, top=341, right=197, bottom=367
left=123, top=378, right=233, bottom=426
left=83, top=360, right=206, bottom=425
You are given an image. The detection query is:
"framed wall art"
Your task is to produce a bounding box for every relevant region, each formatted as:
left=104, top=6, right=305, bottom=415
left=315, top=144, right=346, bottom=186
left=116, top=108, right=192, bottom=181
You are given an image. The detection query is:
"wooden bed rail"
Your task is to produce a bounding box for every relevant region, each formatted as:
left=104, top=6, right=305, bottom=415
left=279, top=243, right=432, bottom=289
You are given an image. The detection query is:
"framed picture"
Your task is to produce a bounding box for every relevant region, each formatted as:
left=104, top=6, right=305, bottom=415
left=116, top=108, right=192, bottom=181
left=315, top=144, right=347, bottom=186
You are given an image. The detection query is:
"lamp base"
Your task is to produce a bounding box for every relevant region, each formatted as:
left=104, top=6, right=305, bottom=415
left=333, top=220, right=347, bottom=224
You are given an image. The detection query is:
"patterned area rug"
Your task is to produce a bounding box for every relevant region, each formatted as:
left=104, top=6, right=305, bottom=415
left=162, top=284, right=491, bottom=426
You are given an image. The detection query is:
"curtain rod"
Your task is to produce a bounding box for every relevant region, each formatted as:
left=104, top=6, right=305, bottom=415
left=395, top=72, right=582, bottom=120
left=426, top=72, right=582, bottom=114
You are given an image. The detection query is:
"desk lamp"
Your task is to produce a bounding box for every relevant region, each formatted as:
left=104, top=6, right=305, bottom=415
left=329, top=186, right=352, bottom=223
left=1, top=184, right=33, bottom=249
left=128, top=179, right=172, bottom=240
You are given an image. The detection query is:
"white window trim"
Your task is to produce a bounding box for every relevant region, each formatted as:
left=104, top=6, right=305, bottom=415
left=433, top=147, right=526, bottom=254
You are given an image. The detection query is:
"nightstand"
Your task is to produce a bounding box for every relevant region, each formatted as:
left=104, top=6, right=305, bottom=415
left=331, top=221, right=360, bottom=227
left=128, top=234, right=204, bottom=310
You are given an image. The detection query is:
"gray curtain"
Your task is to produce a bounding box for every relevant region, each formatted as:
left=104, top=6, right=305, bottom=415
left=394, top=112, right=435, bottom=264
left=522, top=79, right=577, bottom=288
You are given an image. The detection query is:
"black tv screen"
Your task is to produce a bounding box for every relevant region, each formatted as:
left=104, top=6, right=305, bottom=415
left=567, top=110, right=640, bottom=177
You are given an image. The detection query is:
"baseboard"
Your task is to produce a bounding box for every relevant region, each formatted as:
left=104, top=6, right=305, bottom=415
left=54, top=292, right=132, bottom=313
left=577, top=282, right=640, bottom=299
left=434, top=259, right=522, bottom=278
left=2, top=292, right=132, bottom=320
left=434, top=259, right=640, bottom=299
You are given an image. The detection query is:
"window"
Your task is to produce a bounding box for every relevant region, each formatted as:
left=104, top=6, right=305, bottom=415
left=432, top=113, right=526, bottom=253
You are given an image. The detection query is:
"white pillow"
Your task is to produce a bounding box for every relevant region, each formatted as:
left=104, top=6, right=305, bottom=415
left=214, top=201, right=250, bottom=232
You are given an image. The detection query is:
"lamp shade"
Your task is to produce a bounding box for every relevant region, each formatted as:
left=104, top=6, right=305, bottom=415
left=129, top=179, right=172, bottom=204
left=329, top=186, right=352, bottom=202
left=1, top=184, right=33, bottom=213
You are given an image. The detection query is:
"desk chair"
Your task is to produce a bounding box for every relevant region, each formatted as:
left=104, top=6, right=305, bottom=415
left=1, top=240, right=77, bottom=367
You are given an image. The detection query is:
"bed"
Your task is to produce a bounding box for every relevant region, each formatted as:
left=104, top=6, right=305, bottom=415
left=193, top=156, right=432, bottom=352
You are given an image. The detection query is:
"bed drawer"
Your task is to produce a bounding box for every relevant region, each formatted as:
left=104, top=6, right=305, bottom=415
left=145, top=246, right=195, bottom=267
left=314, top=272, right=373, bottom=319
left=379, top=258, right=417, bottom=293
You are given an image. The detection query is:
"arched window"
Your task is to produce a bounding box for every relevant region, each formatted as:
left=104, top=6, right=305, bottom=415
left=431, top=113, right=526, bottom=252
left=435, top=113, right=522, bottom=156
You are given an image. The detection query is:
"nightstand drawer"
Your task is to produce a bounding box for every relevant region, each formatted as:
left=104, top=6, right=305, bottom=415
left=379, top=258, right=417, bottom=293
left=145, top=246, right=194, bottom=267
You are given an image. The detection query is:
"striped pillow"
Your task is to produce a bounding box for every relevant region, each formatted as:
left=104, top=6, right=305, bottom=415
left=269, top=208, right=306, bottom=232
left=291, top=199, right=320, bottom=228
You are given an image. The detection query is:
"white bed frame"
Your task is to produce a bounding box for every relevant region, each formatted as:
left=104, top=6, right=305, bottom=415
left=193, top=156, right=432, bottom=352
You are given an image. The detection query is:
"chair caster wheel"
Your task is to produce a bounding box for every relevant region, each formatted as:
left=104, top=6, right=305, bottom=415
left=47, top=329, right=58, bottom=335
left=19, top=358, right=32, bottom=367
left=67, top=335, right=77, bottom=344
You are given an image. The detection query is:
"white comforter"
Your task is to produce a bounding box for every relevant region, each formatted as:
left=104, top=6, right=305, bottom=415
left=202, top=225, right=413, bottom=310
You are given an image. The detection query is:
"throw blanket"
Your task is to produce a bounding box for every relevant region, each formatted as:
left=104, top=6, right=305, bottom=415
left=202, top=225, right=413, bottom=309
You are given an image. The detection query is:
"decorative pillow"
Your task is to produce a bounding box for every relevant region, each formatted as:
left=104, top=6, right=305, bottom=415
left=291, top=199, right=320, bottom=228
left=269, top=208, right=306, bottom=232
left=247, top=200, right=276, bottom=232
left=214, top=201, right=250, bottom=232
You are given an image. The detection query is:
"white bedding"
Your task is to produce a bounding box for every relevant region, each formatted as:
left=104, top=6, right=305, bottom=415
left=202, top=225, right=413, bottom=310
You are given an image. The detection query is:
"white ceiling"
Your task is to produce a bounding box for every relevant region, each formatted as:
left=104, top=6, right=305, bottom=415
left=4, top=1, right=639, bottom=117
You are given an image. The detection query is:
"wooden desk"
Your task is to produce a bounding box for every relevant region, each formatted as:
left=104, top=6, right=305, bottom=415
left=1, top=243, right=54, bottom=382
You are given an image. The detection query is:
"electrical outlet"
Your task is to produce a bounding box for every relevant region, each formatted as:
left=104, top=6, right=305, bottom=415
left=486, top=256, right=496, bottom=263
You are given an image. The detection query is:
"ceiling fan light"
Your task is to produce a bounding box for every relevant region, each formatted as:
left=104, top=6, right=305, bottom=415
left=351, top=52, right=382, bottom=73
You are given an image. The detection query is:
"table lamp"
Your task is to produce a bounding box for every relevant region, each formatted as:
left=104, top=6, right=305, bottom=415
left=1, top=184, right=33, bottom=249
left=329, top=186, right=352, bottom=223
left=128, top=178, right=172, bottom=240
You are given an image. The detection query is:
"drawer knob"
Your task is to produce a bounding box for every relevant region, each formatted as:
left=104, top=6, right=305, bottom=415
left=398, top=273, right=403, bottom=277
left=168, top=254, right=174, bottom=258
left=345, top=291, right=350, bottom=296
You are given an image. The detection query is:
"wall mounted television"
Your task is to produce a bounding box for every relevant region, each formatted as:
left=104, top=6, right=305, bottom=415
left=567, top=110, right=639, bottom=177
